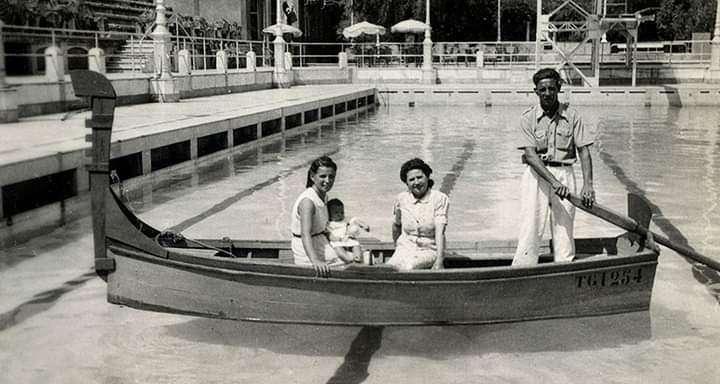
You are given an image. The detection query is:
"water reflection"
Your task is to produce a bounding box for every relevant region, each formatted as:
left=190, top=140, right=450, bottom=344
left=164, top=311, right=651, bottom=358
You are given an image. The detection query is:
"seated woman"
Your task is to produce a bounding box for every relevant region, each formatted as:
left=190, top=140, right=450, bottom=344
left=290, top=156, right=352, bottom=277
left=387, top=158, right=449, bottom=271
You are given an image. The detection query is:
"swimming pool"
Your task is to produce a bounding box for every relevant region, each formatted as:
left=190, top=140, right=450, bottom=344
left=122, top=104, right=720, bottom=263
left=3, top=103, right=720, bottom=383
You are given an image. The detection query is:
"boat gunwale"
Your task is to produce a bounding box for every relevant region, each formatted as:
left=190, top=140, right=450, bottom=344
left=107, top=239, right=659, bottom=284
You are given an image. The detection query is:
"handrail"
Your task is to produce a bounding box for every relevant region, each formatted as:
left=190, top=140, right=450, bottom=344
left=1, top=23, right=712, bottom=72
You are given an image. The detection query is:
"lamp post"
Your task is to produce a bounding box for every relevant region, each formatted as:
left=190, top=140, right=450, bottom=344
left=711, top=0, right=720, bottom=74
left=150, top=0, right=178, bottom=102
left=497, top=0, right=501, bottom=42
left=422, top=0, right=434, bottom=79
left=273, top=0, right=290, bottom=87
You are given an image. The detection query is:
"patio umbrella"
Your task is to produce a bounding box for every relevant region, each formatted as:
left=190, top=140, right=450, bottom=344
left=342, top=21, right=386, bottom=41
left=262, top=23, right=303, bottom=38
left=390, top=19, right=431, bottom=34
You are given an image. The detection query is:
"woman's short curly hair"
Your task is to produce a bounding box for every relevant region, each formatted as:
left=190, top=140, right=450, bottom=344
left=400, top=158, right=434, bottom=187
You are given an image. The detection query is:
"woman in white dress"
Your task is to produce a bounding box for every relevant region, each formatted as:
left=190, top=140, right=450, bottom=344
left=387, top=158, right=449, bottom=271
left=290, top=156, right=346, bottom=276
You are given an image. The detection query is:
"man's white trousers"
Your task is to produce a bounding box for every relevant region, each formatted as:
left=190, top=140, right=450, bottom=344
left=513, top=165, right=576, bottom=265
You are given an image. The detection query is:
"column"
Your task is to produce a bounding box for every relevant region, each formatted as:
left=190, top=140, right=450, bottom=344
left=338, top=51, right=348, bottom=69
left=709, top=0, right=720, bottom=80
left=421, top=0, right=435, bottom=84
left=246, top=51, right=256, bottom=70
left=44, top=46, right=65, bottom=82
left=273, top=0, right=291, bottom=88
left=151, top=0, right=179, bottom=102
left=216, top=49, right=228, bottom=71
left=0, top=21, right=18, bottom=123
left=178, top=49, right=191, bottom=75
left=88, top=48, right=106, bottom=73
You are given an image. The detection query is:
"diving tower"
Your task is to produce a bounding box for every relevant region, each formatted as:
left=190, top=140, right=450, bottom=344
left=536, top=0, right=654, bottom=86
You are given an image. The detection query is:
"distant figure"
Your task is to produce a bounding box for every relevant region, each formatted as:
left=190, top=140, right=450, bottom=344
left=282, top=1, right=297, bottom=25
left=513, top=68, right=596, bottom=266
left=290, top=156, right=348, bottom=277
left=326, top=198, right=370, bottom=263
left=387, top=158, right=449, bottom=271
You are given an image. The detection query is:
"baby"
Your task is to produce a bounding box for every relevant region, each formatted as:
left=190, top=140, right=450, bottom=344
left=326, top=198, right=370, bottom=263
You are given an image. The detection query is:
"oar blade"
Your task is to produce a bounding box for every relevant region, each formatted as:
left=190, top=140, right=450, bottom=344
left=628, top=193, right=652, bottom=230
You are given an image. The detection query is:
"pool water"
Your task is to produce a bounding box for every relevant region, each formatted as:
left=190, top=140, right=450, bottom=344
left=125, top=104, right=720, bottom=262
left=3, top=103, right=719, bottom=384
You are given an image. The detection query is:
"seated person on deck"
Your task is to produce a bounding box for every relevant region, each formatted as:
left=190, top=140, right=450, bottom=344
left=326, top=198, right=370, bottom=263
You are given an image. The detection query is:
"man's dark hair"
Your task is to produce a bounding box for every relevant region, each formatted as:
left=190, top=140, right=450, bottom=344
left=533, top=68, right=562, bottom=87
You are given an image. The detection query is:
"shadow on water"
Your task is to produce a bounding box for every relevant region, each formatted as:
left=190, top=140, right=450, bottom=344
left=120, top=124, right=343, bottom=216
left=164, top=311, right=655, bottom=359
left=439, top=139, right=476, bottom=197
left=326, top=326, right=384, bottom=384
left=0, top=270, right=96, bottom=331
left=0, top=218, right=93, bottom=272
left=661, top=85, right=682, bottom=107
left=597, top=148, right=720, bottom=302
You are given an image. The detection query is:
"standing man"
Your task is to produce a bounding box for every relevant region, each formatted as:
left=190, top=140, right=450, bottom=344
left=513, top=68, right=596, bottom=266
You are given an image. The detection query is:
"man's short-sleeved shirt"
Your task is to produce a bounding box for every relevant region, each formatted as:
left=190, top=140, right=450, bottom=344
left=516, top=103, right=594, bottom=164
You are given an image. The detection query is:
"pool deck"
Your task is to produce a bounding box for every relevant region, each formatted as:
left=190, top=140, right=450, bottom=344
left=377, top=83, right=720, bottom=106
left=3, top=82, right=719, bottom=169
left=0, top=84, right=376, bottom=244
left=0, top=84, right=375, bottom=171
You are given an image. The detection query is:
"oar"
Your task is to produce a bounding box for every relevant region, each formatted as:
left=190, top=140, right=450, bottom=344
left=564, top=192, right=720, bottom=272
left=183, top=237, right=237, bottom=258
left=156, top=231, right=236, bottom=258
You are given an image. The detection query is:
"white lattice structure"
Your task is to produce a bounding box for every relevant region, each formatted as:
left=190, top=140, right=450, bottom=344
left=536, top=0, right=653, bottom=86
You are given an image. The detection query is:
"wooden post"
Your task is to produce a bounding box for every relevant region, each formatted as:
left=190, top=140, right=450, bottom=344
left=69, top=70, right=117, bottom=276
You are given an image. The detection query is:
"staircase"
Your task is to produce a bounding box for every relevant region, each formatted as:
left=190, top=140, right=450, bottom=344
left=106, top=39, right=155, bottom=73
left=85, top=0, right=155, bottom=33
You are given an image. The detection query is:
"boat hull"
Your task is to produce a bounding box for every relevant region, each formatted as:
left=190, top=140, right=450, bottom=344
left=106, top=247, right=657, bottom=326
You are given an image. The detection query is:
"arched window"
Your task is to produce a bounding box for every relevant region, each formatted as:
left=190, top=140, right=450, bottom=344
left=36, top=47, right=47, bottom=74
left=67, top=47, right=89, bottom=70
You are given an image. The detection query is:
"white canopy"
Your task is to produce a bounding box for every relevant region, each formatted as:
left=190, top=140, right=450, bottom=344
left=342, top=21, right=386, bottom=39
left=262, top=23, right=303, bottom=37
left=390, top=19, right=431, bottom=34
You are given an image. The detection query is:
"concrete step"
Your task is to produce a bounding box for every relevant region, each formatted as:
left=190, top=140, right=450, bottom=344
left=116, top=48, right=154, bottom=55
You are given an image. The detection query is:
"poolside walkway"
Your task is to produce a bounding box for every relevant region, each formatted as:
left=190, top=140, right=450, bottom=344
left=0, top=84, right=374, bottom=168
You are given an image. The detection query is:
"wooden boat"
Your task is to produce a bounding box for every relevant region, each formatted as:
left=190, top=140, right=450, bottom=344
left=74, top=70, right=660, bottom=326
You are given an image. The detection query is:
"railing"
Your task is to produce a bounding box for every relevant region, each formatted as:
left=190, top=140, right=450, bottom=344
left=288, top=42, right=349, bottom=67
left=1, top=24, right=141, bottom=75
left=1, top=24, right=269, bottom=76
left=603, top=40, right=713, bottom=64
left=1, top=24, right=713, bottom=76
left=175, top=36, right=267, bottom=71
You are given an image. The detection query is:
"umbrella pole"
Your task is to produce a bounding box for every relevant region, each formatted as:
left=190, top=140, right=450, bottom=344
left=376, top=34, right=380, bottom=66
